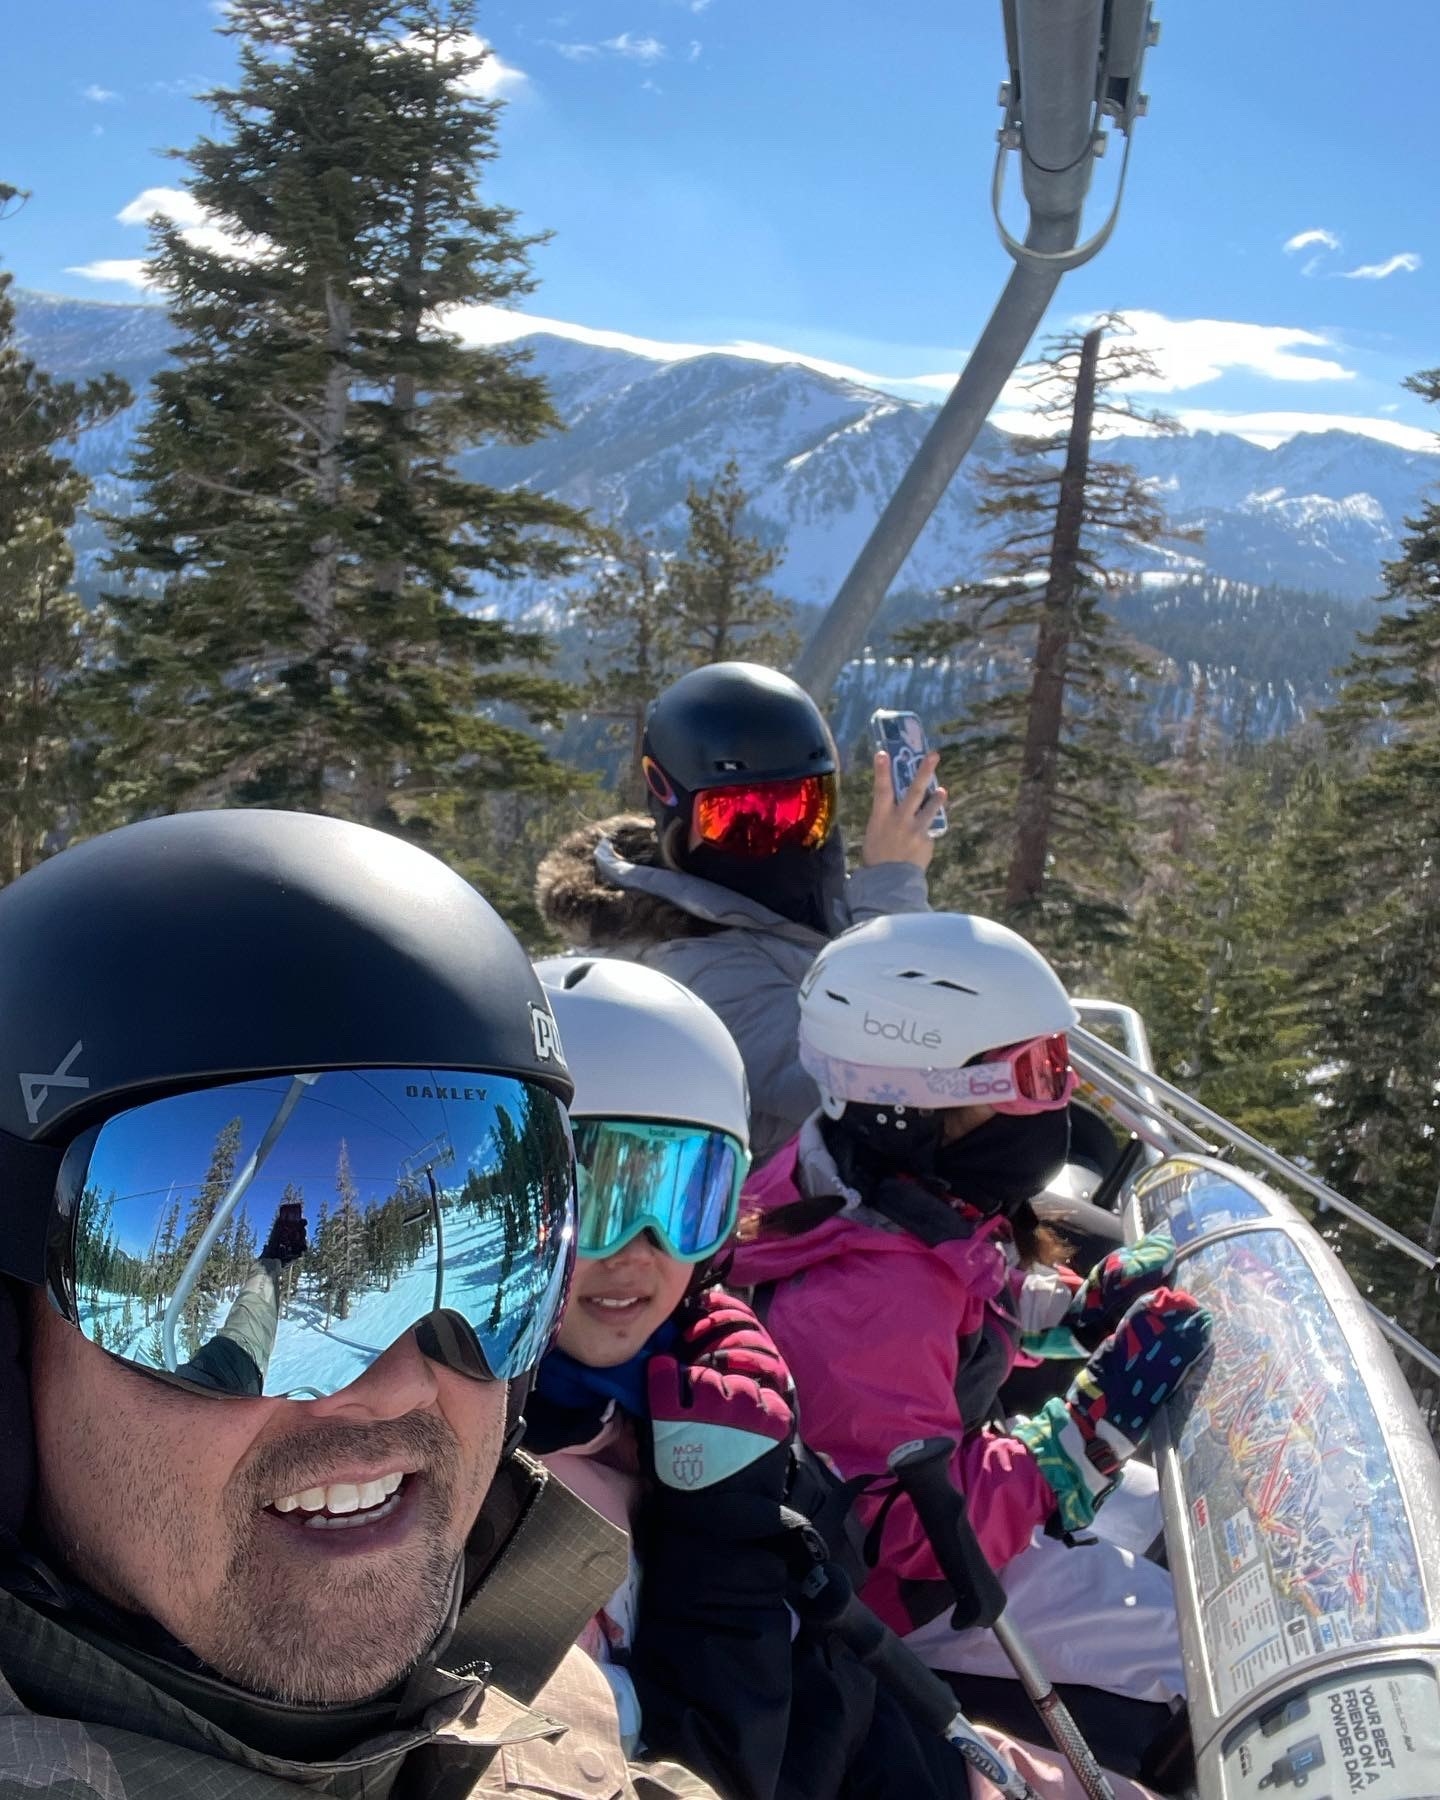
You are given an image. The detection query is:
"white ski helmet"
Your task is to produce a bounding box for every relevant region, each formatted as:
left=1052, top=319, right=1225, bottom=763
left=797, top=912, right=1078, bottom=1117
left=534, top=957, right=751, bottom=1263
left=533, top=956, right=750, bottom=1145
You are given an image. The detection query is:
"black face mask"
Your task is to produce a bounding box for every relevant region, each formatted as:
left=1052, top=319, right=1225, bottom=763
left=825, top=1106, right=1070, bottom=1216
left=932, top=1108, right=1071, bottom=1218
left=682, top=831, right=849, bottom=937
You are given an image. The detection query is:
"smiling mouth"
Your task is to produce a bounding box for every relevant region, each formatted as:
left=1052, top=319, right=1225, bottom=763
left=583, top=1295, right=650, bottom=1315
left=267, top=1471, right=411, bottom=1530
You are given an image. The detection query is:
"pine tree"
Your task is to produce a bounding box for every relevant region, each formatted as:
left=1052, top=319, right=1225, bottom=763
left=330, top=1141, right=362, bottom=1320
left=570, top=526, right=678, bottom=803
left=93, top=1, right=586, bottom=845
left=898, top=318, right=1192, bottom=982
left=667, top=460, right=798, bottom=670
left=0, top=267, right=129, bottom=883
left=1122, top=740, right=1319, bottom=1156
left=174, top=1117, right=244, bottom=1357
left=1287, top=378, right=1440, bottom=1347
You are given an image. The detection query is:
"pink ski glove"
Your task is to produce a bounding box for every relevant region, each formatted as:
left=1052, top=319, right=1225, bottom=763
left=646, top=1288, right=794, bottom=1493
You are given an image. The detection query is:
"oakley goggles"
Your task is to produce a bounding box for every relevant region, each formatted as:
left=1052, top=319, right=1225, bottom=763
left=801, top=1032, right=1076, bottom=1116
left=572, top=1118, right=748, bottom=1263
left=28, top=1070, right=575, bottom=1400
left=688, top=773, right=838, bottom=859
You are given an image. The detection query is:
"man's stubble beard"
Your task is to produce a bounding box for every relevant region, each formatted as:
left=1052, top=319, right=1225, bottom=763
left=203, top=1412, right=480, bottom=1706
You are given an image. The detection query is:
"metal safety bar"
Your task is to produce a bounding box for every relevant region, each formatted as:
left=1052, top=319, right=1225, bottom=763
left=1070, top=1022, right=1440, bottom=1277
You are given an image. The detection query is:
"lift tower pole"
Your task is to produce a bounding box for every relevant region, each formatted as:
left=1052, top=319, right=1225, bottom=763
left=793, top=0, right=1159, bottom=703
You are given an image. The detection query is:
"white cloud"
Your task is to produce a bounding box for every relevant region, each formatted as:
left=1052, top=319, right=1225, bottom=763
left=1340, top=252, right=1421, bottom=281
left=452, top=33, right=528, bottom=97
left=71, top=184, right=270, bottom=291
left=603, top=32, right=666, bottom=61
left=82, top=84, right=119, bottom=103
left=66, top=258, right=156, bottom=290
left=1284, top=228, right=1339, bottom=255
left=687, top=39, right=703, bottom=61
left=548, top=40, right=601, bottom=60
left=1084, top=310, right=1354, bottom=390
left=1173, top=409, right=1436, bottom=453
left=116, top=186, right=207, bottom=228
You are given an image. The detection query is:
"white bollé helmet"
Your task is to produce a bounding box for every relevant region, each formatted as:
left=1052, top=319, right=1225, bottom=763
left=533, top=956, right=751, bottom=1262
left=797, top=913, right=1078, bottom=1118
left=533, top=956, right=749, bottom=1144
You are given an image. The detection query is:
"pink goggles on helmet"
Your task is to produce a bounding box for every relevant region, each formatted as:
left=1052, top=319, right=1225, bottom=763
left=800, top=1032, right=1076, bottom=1116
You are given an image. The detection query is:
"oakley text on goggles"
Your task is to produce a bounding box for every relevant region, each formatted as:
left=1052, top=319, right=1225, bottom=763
left=573, top=1118, right=749, bottom=1263
left=1, top=1070, right=575, bottom=1400
left=799, top=1032, right=1076, bottom=1116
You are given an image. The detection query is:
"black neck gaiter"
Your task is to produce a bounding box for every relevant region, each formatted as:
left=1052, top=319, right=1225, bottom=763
left=932, top=1108, right=1071, bottom=1218
left=824, top=1105, right=1070, bottom=1220
left=681, top=831, right=849, bottom=937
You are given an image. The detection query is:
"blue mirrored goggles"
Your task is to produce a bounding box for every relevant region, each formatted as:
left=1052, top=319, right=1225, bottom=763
left=571, top=1118, right=748, bottom=1264
left=38, top=1070, right=575, bottom=1399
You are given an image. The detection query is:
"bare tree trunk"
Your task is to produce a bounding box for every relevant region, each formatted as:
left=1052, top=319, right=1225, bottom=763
left=1005, top=325, right=1102, bottom=909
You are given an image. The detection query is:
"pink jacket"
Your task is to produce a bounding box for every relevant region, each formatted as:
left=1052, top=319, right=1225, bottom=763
left=728, top=1130, right=1057, bottom=1633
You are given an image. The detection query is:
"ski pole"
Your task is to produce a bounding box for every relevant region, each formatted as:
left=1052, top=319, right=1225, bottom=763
left=792, top=1556, right=1042, bottom=1800
left=888, top=1437, right=1117, bottom=1800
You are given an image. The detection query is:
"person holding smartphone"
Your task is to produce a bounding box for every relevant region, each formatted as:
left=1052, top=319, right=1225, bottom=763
left=536, top=662, right=946, bottom=1166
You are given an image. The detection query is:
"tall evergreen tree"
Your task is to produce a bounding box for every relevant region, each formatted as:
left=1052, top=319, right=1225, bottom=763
left=1123, top=741, right=1319, bottom=1156
left=0, top=267, right=129, bottom=882
left=570, top=526, right=677, bottom=804
left=1287, top=372, right=1440, bottom=1345
left=175, top=1117, right=244, bottom=1357
left=898, top=318, right=1191, bottom=981
left=667, top=459, right=797, bottom=670
left=94, top=1, right=585, bottom=843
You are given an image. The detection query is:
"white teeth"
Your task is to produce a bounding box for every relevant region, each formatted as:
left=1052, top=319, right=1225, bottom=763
left=592, top=1296, right=642, bottom=1310
left=272, top=1472, right=407, bottom=1515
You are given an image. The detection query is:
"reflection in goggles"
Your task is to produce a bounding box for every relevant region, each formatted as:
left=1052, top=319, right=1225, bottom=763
left=693, top=774, right=837, bottom=858
left=572, top=1118, right=746, bottom=1263
left=61, top=1070, right=575, bottom=1399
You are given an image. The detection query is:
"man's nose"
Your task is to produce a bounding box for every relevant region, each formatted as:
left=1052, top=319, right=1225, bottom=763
left=305, top=1329, right=441, bottom=1423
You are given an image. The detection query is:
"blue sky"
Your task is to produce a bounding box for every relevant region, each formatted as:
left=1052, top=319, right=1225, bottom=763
left=3, top=0, right=1437, bottom=448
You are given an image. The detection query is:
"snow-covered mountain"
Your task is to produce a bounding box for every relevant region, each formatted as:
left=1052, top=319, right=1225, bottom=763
left=15, top=288, right=1438, bottom=607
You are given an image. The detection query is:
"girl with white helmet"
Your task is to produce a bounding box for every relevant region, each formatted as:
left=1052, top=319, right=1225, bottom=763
left=728, top=913, right=1211, bottom=1754
left=524, top=957, right=1163, bottom=1800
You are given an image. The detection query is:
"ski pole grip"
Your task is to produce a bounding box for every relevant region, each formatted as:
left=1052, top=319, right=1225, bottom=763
left=888, top=1436, right=1006, bottom=1630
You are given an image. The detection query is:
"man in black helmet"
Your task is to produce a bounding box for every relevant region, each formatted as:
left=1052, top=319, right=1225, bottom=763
left=537, top=662, right=944, bottom=1163
left=0, top=811, right=712, bottom=1800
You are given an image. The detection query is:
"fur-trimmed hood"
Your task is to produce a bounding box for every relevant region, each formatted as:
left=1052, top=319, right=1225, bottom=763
left=535, top=815, right=819, bottom=953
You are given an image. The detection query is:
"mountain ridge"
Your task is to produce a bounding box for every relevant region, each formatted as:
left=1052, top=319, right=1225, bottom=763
left=13, top=287, right=1438, bottom=609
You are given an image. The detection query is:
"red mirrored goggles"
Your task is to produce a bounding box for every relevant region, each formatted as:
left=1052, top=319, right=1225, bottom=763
left=966, top=1033, right=1077, bottom=1115
left=682, top=772, right=839, bottom=859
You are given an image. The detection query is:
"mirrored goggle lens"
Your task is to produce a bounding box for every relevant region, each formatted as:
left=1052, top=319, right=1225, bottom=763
left=693, top=774, right=837, bottom=858
left=571, top=1119, right=746, bottom=1263
left=56, top=1071, right=575, bottom=1399
left=1009, top=1034, right=1075, bottom=1106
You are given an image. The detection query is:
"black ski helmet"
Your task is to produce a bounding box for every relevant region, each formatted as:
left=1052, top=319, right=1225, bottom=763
left=640, top=661, right=838, bottom=831
left=0, top=810, right=572, bottom=1529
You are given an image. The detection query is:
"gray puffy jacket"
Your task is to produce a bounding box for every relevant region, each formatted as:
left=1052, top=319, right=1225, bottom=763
left=535, top=817, right=929, bottom=1165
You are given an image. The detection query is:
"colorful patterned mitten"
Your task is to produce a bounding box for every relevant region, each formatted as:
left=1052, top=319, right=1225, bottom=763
left=1015, top=1286, right=1211, bottom=1533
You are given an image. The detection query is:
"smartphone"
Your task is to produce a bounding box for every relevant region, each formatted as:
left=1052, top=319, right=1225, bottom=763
left=869, top=709, right=947, bottom=837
